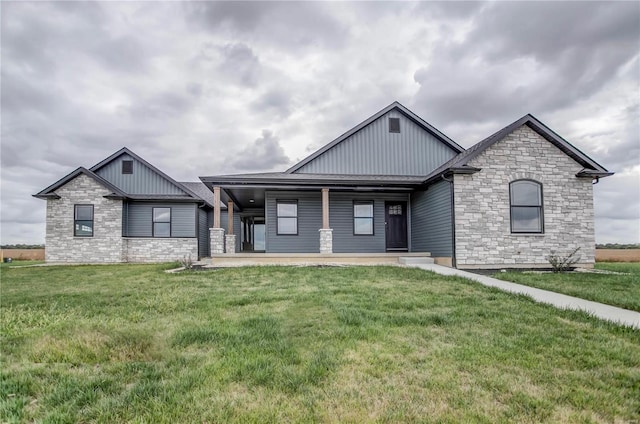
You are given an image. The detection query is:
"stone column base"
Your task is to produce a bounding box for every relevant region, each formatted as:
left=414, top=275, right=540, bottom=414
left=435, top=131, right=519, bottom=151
left=319, top=228, right=333, bottom=254
left=225, top=234, right=237, bottom=254
left=210, top=228, right=225, bottom=254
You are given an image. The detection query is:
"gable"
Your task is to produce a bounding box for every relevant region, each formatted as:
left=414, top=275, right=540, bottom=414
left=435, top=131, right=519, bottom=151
left=294, top=109, right=459, bottom=175
left=93, top=153, right=188, bottom=195
left=467, top=124, right=586, bottom=174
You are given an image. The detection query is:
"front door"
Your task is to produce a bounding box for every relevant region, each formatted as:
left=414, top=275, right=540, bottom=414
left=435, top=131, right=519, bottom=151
left=385, top=201, right=408, bottom=251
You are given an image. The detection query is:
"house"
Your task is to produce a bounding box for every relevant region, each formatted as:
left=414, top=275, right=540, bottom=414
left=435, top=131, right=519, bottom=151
left=33, top=148, right=228, bottom=263
left=35, top=102, right=612, bottom=268
left=200, top=102, right=612, bottom=268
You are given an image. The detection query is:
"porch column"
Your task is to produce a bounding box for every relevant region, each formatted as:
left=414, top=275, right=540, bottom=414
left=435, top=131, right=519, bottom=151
left=319, top=188, right=333, bottom=254
left=210, top=186, right=225, bottom=254
left=225, top=200, right=236, bottom=254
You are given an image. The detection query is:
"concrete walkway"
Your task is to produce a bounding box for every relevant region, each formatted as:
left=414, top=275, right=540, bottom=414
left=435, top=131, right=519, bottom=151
left=409, top=263, right=640, bottom=329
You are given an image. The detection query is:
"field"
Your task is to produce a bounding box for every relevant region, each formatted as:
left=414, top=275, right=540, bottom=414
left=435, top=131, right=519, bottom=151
left=595, top=249, right=640, bottom=262
left=1, top=264, right=639, bottom=423
left=495, top=263, right=640, bottom=312
left=0, top=249, right=44, bottom=261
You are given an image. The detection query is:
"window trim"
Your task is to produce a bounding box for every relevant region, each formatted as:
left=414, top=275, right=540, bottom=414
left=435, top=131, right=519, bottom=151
left=353, top=200, right=375, bottom=236
left=152, top=207, right=172, bottom=238
left=389, top=117, right=400, bottom=133
left=122, top=160, right=133, bottom=174
left=509, top=179, right=544, bottom=234
left=74, top=204, right=94, bottom=237
left=276, top=200, right=298, bottom=235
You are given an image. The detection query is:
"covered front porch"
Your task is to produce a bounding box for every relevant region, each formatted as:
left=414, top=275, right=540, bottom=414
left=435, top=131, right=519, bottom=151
left=200, top=173, right=430, bottom=257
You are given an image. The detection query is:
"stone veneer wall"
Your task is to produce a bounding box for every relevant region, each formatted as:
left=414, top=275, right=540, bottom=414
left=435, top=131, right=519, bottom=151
left=45, top=174, right=123, bottom=263
left=123, top=238, right=198, bottom=263
left=453, top=125, right=595, bottom=268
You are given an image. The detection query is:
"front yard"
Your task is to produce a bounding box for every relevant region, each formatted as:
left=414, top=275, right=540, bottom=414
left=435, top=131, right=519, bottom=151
left=1, top=264, right=639, bottom=423
left=495, top=262, right=640, bottom=312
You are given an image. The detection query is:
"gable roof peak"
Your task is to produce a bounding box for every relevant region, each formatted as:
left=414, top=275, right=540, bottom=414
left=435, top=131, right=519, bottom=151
left=285, top=101, right=463, bottom=173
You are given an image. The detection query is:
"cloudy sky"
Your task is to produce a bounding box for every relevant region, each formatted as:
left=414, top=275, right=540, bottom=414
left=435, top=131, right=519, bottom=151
left=2, top=1, right=639, bottom=245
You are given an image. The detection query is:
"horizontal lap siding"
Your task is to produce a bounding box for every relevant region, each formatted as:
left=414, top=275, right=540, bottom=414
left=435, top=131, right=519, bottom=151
left=126, top=202, right=196, bottom=237
left=219, top=211, right=241, bottom=252
left=410, top=180, right=453, bottom=256
left=266, top=191, right=321, bottom=253
left=330, top=192, right=409, bottom=253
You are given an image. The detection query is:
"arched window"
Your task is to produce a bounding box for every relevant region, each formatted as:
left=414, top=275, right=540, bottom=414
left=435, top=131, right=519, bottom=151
left=510, top=180, right=543, bottom=233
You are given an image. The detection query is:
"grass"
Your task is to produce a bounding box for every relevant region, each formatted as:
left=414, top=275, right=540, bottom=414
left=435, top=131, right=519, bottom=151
left=1, top=264, right=639, bottom=423
left=494, top=262, right=640, bottom=312
left=0, top=260, right=44, bottom=268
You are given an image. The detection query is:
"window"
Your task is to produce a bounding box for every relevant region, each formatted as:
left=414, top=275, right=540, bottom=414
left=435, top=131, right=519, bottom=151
left=153, top=207, right=171, bottom=237
left=354, top=201, right=374, bottom=235
left=510, top=180, right=543, bottom=233
left=74, top=205, right=94, bottom=237
left=276, top=201, right=298, bottom=235
left=389, top=117, right=400, bottom=133
left=122, top=160, right=133, bottom=174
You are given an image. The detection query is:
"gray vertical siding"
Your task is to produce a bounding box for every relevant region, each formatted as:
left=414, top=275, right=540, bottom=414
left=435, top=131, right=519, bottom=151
left=330, top=192, right=409, bottom=253
left=95, top=154, right=186, bottom=195
left=265, top=191, right=322, bottom=253
left=295, top=111, right=458, bottom=175
left=198, top=208, right=209, bottom=258
left=125, top=202, right=196, bottom=237
left=410, top=180, right=453, bottom=257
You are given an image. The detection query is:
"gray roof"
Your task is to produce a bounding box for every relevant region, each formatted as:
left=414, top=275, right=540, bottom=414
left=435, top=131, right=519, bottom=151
left=285, top=101, right=464, bottom=173
left=180, top=182, right=226, bottom=209
left=200, top=172, right=426, bottom=188
left=423, top=113, right=613, bottom=184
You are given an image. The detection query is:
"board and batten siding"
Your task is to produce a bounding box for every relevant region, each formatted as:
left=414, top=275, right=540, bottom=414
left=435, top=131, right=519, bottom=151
left=294, top=110, right=458, bottom=175
left=330, top=192, right=410, bottom=253
left=125, top=202, right=196, bottom=238
left=95, top=153, right=186, bottom=195
left=410, top=180, right=453, bottom=257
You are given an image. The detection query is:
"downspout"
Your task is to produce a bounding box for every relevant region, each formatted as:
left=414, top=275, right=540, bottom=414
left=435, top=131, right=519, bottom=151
left=441, top=174, right=456, bottom=268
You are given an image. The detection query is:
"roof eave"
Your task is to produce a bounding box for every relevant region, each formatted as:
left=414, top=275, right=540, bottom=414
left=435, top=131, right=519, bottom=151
left=576, top=170, right=615, bottom=178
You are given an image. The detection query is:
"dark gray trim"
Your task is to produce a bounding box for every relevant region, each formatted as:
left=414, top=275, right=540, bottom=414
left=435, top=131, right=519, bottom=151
left=285, top=101, right=464, bottom=173
left=276, top=199, right=298, bottom=235
left=74, top=204, right=94, bottom=237
left=353, top=200, right=375, bottom=236
left=33, top=167, right=128, bottom=199
left=509, top=179, right=544, bottom=234
left=152, top=206, right=172, bottom=238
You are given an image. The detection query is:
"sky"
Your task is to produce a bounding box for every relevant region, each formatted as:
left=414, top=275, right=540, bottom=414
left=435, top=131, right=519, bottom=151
left=1, top=1, right=639, bottom=245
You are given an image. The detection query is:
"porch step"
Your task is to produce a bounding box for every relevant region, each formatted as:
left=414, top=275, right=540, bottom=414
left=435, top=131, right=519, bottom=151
left=398, top=256, right=434, bottom=265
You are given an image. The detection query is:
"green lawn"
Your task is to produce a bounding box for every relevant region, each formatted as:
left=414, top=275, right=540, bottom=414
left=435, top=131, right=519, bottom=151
left=1, top=264, right=639, bottom=423
left=494, top=262, right=640, bottom=312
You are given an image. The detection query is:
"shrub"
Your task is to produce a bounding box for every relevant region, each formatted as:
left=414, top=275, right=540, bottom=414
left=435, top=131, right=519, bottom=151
left=546, top=247, right=581, bottom=272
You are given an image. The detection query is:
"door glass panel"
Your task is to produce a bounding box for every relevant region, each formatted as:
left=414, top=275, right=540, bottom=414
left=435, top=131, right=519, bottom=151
left=254, top=224, right=265, bottom=250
